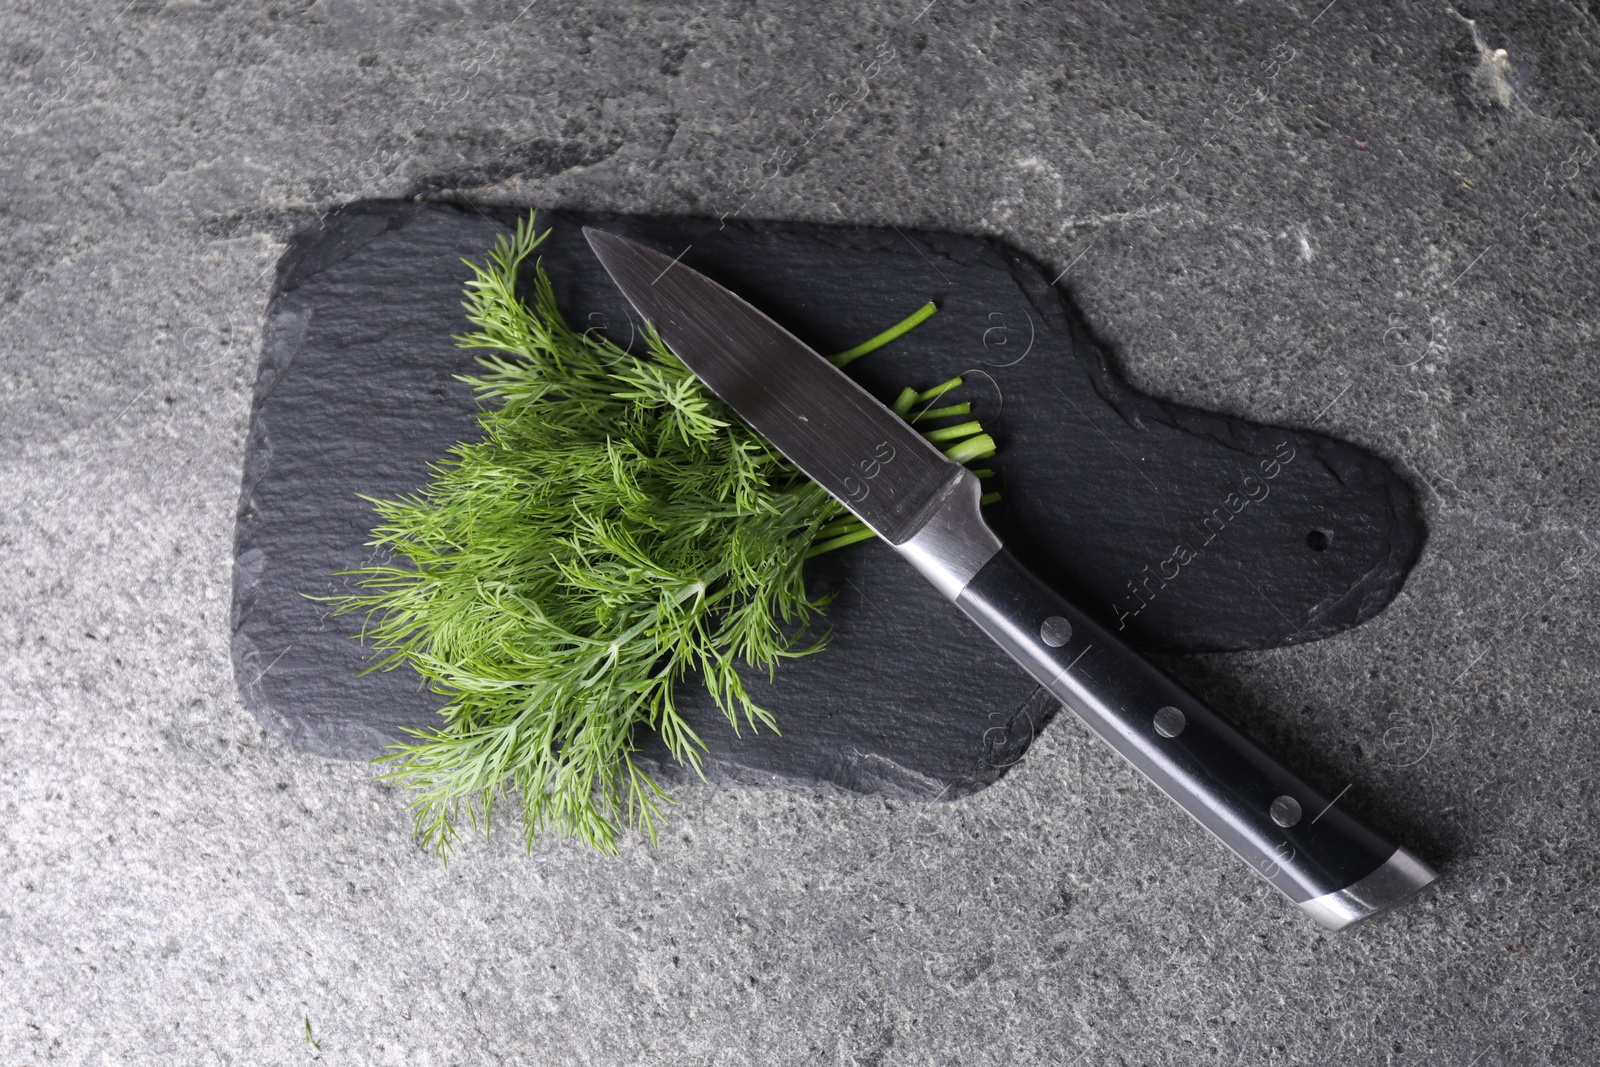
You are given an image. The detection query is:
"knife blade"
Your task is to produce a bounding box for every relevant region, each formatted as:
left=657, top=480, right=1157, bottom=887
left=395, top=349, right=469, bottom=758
left=584, top=226, right=1438, bottom=930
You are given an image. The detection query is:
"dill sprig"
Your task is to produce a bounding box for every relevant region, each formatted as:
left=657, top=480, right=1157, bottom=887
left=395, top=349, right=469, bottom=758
left=334, top=213, right=997, bottom=858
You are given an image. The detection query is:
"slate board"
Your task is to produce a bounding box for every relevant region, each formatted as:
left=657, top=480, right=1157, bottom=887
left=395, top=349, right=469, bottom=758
left=231, top=201, right=1422, bottom=800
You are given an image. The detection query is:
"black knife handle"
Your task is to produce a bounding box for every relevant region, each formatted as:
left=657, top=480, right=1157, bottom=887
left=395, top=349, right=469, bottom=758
left=954, top=547, right=1437, bottom=929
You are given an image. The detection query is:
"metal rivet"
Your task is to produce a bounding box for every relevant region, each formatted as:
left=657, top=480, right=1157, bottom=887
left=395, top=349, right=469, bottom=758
left=1040, top=616, right=1072, bottom=647
left=1153, top=706, right=1186, bottom=738
left=1270, top=796, right=1303, bottom=828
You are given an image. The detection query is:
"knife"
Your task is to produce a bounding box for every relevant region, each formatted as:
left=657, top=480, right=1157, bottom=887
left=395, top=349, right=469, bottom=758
left=583, top=227, right=1438, bottom=930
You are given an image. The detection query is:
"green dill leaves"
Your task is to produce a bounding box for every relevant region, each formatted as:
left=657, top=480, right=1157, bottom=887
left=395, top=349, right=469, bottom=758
left=334, top=213, right=996, bottom=858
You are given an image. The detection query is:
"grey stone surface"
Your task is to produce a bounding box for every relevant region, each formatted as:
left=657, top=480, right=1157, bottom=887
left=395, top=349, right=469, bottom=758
left=1, top=2, right=1597, bottom=1064
left=233, top=201, right=1420, bottom=797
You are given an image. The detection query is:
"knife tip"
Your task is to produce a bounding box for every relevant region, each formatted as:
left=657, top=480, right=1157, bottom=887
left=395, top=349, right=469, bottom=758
left=581, top=225, right=618, bottom=250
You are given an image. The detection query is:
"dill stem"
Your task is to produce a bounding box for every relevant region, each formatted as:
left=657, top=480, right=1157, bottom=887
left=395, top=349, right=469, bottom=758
left=944, top=433, right=997, bottom=464
left=913, top=401, right=970, bottom=421
left=922, top=420, right=985, bottom=443
left=828, top=301, right=938, bottom=367
left=805, top=524, right=878, bottom=556
left=815, top=515, right=864, bottom=538
left=905, top=378, right=970, bottom=424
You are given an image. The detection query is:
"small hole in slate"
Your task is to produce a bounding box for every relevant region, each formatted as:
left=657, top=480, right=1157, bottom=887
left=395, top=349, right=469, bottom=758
left=1306, top=529, right=1331, bottom=552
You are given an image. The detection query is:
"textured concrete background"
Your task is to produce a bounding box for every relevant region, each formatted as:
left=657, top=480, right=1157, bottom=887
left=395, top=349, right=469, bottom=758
left=2, top=1, right=1597, bottom=1064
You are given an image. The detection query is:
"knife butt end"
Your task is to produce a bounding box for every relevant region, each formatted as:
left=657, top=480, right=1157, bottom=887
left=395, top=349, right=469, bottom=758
left=1298, top=846, right=1439, bottom=931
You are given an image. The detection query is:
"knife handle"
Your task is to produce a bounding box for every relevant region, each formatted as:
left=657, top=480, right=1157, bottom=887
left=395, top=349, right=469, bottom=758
left=950, top=546, right=1436, bottom=929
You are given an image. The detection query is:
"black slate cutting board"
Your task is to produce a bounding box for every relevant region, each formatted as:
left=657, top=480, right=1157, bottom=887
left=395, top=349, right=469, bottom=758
left=231, top=201, right=1422, bottom=800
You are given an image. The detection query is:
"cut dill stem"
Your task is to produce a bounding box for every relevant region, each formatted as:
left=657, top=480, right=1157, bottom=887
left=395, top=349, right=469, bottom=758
left=916, top=401, right=970, bottom=420
left=945, top=434, right=997, bottom=464
left=332, top=212, right=1002, bottom=858
left=921, top=420, right=986, bottom=443
left=827, top=301, right=937, bottom=367
left=918, top=376, right=965, bottom=401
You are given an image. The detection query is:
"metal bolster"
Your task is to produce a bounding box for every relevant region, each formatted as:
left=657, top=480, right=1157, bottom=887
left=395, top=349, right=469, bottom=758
left=892, top=469, right=1003, bottom=600
left=1298, top=846, right=1440, bottom=931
